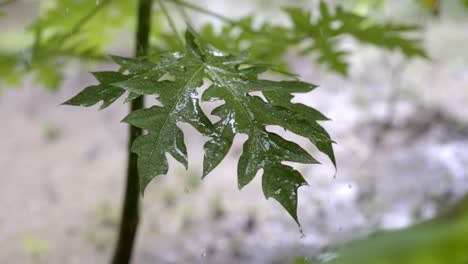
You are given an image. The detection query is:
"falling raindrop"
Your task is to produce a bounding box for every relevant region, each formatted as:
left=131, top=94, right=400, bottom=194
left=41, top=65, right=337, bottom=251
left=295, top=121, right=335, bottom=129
left=201, top=251, right=207, bottom=258
left=299, top=226, right=306, bottom=238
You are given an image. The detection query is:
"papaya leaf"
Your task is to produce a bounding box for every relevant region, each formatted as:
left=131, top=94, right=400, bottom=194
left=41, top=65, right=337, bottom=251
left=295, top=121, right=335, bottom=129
left=65, top=30, right=335, bottom=224
left=62, top=71, right=129, bottom=109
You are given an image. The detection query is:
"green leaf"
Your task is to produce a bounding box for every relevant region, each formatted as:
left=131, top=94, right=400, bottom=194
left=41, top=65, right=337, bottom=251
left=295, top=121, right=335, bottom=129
left=62, top=71, right=128, bottom=109
left=65, top=30, right=334, bottom=224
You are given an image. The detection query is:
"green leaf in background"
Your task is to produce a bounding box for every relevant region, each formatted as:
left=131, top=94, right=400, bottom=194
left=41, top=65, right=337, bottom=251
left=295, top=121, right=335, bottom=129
left=313, top=195, right=468, bottom=264
left=65, top=30, right=335, bottom=224
left=0, top=0, right=161, bottom=91
left=183, top=0, right=426, bottom=76
left=285, top=1, right=427, bottom=75
left=463, top=0, right=468, bottom=9
left=1, top=0, right=427, bottom=90
left=30, top=0, right=135, bottom=54
left=0, top=54, right=21, bottom=91
left=198, top=16, right=291, bottom=70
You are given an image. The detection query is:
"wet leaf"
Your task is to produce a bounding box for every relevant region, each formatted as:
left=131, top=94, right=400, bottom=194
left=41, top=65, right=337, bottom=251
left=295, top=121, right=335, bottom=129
left=63, top=71, right=128, bottom=109
left=65, top=30, right=335, bottom=224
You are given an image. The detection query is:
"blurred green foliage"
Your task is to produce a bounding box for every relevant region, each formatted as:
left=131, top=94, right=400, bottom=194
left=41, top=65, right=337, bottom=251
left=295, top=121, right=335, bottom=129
left=0, top=0, right=161, bottom=92
left=162, top=0, right=426, bottom=75
left=463, top=0, right=468, bottom=8
left=0, top=0, right=427, bottom=92
left=297, top=195, right=468, bottom=264
left=21, top=236, right=50, bottom=259
left=285, top=2, right=426, bottom=74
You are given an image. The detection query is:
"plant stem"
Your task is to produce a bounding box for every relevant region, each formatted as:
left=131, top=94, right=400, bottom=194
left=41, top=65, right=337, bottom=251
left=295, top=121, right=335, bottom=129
left=111, top=0, right=153, bottom=263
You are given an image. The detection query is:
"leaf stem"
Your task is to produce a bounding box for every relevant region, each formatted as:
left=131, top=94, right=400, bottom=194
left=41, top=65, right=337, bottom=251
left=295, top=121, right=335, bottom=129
left=158, top=0, right=184, bottom=47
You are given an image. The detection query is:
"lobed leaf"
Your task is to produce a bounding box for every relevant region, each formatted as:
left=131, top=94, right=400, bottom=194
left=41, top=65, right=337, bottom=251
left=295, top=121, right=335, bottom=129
left=65, top=30, right=335, bottom=224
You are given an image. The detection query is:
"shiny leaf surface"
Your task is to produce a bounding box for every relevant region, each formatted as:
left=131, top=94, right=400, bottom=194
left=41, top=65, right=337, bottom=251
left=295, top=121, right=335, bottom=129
left=65, top=30, right=334, bottom=223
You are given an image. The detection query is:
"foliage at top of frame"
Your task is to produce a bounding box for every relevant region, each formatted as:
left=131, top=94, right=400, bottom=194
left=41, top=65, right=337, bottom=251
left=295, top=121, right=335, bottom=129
left=0, top=0, right=427, bottom=92
left=0, top=0, right=159, bottom=92
left=186, top=0, right=427, bottom=75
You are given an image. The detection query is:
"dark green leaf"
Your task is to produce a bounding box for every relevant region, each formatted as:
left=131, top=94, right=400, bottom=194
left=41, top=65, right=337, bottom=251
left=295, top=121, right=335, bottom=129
left=62, top=71, right=128, bottom=109
left=66, top=30, right=335, bottom=223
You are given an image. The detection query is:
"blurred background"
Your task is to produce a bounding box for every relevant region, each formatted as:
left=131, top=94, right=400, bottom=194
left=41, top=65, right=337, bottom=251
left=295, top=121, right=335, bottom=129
left=1, top=0, right=468, bottom=263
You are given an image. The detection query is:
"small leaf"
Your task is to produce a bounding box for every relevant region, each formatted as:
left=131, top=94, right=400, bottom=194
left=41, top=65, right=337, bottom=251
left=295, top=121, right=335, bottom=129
left=63, top=71, right=128, bottom=109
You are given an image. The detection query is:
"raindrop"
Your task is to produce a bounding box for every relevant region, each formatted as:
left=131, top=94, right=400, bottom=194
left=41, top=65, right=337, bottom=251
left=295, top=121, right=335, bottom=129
left=299, top=226, right=306, bottom=238
left=201, top=251, right=207, bottom=258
